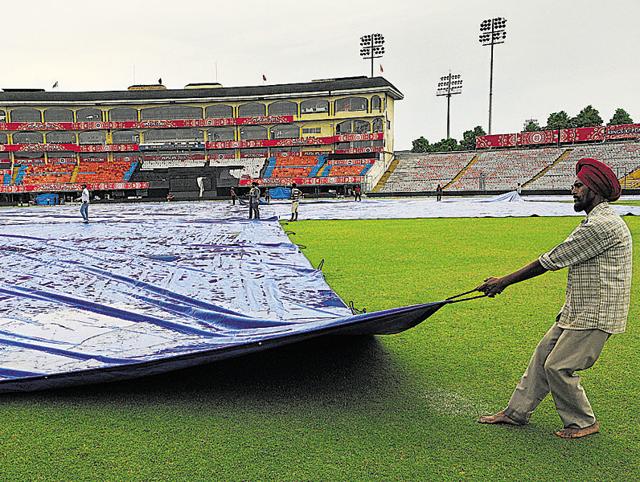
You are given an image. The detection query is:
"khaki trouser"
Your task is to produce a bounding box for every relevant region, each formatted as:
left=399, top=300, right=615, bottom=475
left=504, top=323, right=609, bottom=429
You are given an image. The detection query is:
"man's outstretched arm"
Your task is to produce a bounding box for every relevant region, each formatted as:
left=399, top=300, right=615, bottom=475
left=477, top=260, right=548, bottom=297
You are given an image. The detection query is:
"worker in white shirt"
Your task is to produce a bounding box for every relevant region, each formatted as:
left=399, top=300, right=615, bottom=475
left=80, top=185, right=90, bottom=223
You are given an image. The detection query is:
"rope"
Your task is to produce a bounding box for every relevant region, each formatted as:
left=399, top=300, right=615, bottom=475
left=348, top=300, right=367, bottom=315
left=445, top=289, right=488, bottom=304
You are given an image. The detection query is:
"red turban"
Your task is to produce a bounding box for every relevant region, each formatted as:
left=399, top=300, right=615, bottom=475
left=576, top=158, right=621, bottom=202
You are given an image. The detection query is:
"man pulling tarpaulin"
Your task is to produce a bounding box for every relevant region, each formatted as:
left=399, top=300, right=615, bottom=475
left=476, top=158, right=631, bottom=439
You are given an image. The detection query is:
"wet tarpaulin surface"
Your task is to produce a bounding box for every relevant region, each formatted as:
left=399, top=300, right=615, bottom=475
left=266, top=195, right=640, bottom=220
left=0, top=202, right=446, bottom=392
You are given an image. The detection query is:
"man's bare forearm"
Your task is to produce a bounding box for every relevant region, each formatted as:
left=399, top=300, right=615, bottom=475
left=477, top=260, right=548, bottom=297
left=502, top=260, right=548, bottom=286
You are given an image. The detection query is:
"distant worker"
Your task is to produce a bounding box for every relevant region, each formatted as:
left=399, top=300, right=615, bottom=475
left=80, top=184, right=90, bottom=223
left=517, top=183, right=522, bottom=195
left=265, top=188, right=271, bottom=204
left=197, top=176, right=205, bottom=198
left=230, top=186, right=237, bottom=205
left=354, top=185, right=362, bottom=202
left=290, top=182, right=302, bottom=221
left=436, top=183, right=443, bottom=202
left=477, top=158, right=631, bottom=439
left=248, top=182, right=261, bottom=220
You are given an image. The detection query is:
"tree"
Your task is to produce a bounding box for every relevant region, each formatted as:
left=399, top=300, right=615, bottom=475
left=430, top=137, right=458, bottom=152
left=523, top=120, right=541, bottom=132
left=545, top=111, right=571, bottom=130
left=411, top=136, right=430, bottom=153
left=571, top=105, right=603, bottom=128
left=459, top=125, right=486, bottom=150
left=608, top=108, right=633, bottom=126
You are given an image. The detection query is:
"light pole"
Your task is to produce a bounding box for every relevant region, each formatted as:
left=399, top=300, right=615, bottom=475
left=436, top=73, right=463, bottom=139
left=360, top=33, right=385, bottom=77
left=479, top=17, right=507, bottom=134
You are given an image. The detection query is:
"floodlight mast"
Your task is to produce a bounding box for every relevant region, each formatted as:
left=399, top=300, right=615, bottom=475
left=436, top=73, right=463, bottom=139
left=360, top=33, right=385, bottom=77
left=479, top=17, right=507, bottom=134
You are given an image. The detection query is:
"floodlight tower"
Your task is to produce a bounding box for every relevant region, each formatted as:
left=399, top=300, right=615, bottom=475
left=360, top=33, right=385, bottom=77
left=479, top=17, right=507, bottom=134
left=436, top=73, right=463, bottom=139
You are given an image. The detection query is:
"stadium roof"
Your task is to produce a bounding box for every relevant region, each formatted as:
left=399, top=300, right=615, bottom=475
left=0, top=76, right=403, bottom=105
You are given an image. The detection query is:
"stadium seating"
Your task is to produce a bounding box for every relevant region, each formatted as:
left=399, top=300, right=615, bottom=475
left=527, top=143, right=640, bottom=190
left=380, top=152, right=475, bottom=192
left=447, top=148, right=561, bottom=191
left=20, top=161, right=75, bottom=185
left=75, top=159, right=137, bottom=184
left=263, top=155, right=325, bottom=179
left=326, top=162, right=374, bottom=177
left=1, top=169, right=12, bottom=185
left=269, top=167, right=314, bottom=178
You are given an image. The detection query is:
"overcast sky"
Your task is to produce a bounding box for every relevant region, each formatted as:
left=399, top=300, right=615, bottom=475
left=3, top=0, right=639, bottom=149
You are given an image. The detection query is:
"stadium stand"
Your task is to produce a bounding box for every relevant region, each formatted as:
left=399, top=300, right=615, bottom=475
left=20, top=160, right=76, bottom=185
left=1, top=169, right=12, bottom=185
left=447, top=147, right=561, bottom=191
left=380, top=152, right=475, bottom=192
left=526, top=143, right=640, bottom=190
left=75, top=158, right=138, bottom=184
left=325, top=161, right=374, bottom=177
left=263, top=155, right=325, bottom=180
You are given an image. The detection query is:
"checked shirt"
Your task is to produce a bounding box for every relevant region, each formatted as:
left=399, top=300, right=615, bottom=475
left=539, top=202, right=632, bottom=334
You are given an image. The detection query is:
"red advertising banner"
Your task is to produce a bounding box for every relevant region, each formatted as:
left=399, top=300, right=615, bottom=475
left=478, top=127, right=610, bottom=149
left=0, top=116, right=294, bottom=132
left=208, top=152, right=236, bottom=160
left=205, top=132, right=384, bottom=150
left=335, top=133, right=384, bottom=142
left=239, top=176, right=363, bottom=187
left=0, top=132, right=384, bottom=153
left=559, top=127, right=605, bottom=144
left=558, top=129, right=574, bottom=144
left=0, top=144, right=139, bottom=153
left=475, top=134, right=517, bottom=149
left=606, top=123, right=640, bottom=140
left=141, top=154, right=205, bottom=161
left=0, top=181, right=149, bottom=193
left=326, top=159, right=375, bottom=166
left=573, top=126, right=605, bottom=142
left=334, top=147, right=384, bottom=154
left=517, top=130, right=558, bottom=146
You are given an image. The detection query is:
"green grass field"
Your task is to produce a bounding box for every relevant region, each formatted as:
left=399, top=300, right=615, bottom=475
left=1, top=216, right=638, bottom=480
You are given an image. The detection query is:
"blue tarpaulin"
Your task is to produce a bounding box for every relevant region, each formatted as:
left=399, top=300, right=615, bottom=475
left=0, top=202, right=446, bottom=392
left=268, top=187, right=291, bottom=199
left=35, top=193, right=59, bottom=206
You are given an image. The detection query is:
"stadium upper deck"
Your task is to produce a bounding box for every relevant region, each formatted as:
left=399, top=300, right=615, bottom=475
left=0, top=77, right=402, bottom=193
